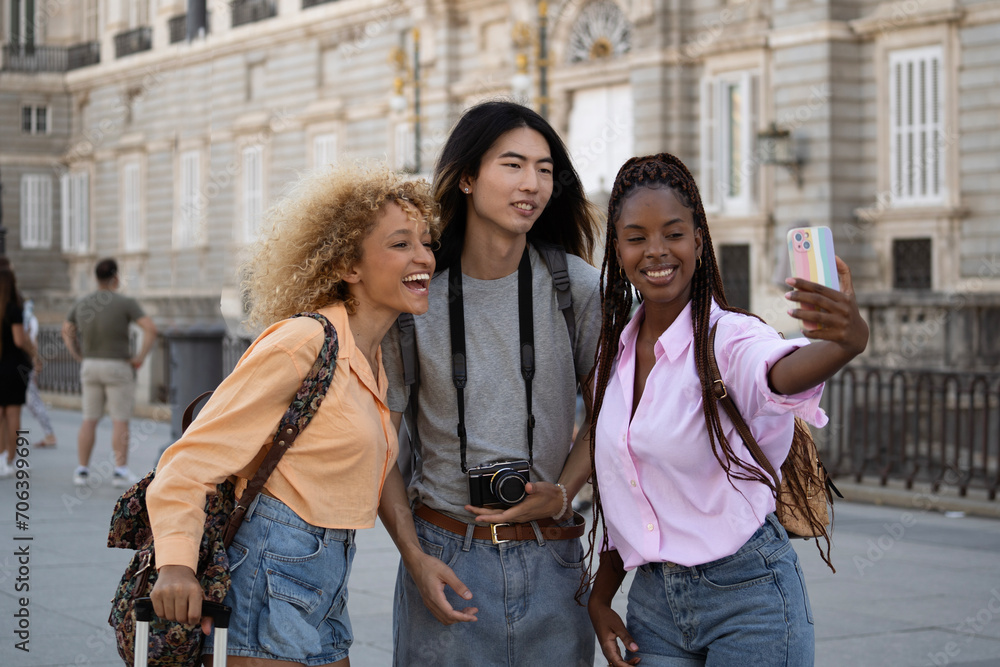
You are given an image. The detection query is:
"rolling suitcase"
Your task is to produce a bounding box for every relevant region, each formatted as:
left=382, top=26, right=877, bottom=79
left=133, top=597, right=232, bottom=667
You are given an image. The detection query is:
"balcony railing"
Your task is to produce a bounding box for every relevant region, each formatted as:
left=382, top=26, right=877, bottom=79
left=232, top=0, right=276, bottom=28
left=169, top=13, right=211, bottom=43
left=2, top=44, right=67, bottom=72
left=819, top=367, right=1000, bottom=500
left=114, top=26, right=153, bottom=59
left=67, top=41, right=100, bottom=70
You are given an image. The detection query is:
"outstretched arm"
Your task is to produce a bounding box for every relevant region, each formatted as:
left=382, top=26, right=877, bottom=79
left=769, top=256, right=869, bottom=396
left=379, top=412, right=478, bottom=625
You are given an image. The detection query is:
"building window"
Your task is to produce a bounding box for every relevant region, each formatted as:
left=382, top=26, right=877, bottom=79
left=719, top=243, right=751, bottom=311
left=701, top=71, right=759, bottom=214
left=122, top=161, right=143, bottom=250
left=176, top=150, right=204, bottom=248
left=889, top=45, right=944, bottom=205
left=313, top=133, right=337, bottom=168
left=10, top=0, right=36, bottom=47
left=893, top=238, right=932, bottom=290
left=20, top=174, right=52, bottom=249
left=21, top=105, right=48, bottom=134
left=241, top=145, right=263, bottom=242
left=394, top=123, right=415, bottom=173
left=61, top=171, right=89, bottom=253
left=568, top=84, right=634, bottom=195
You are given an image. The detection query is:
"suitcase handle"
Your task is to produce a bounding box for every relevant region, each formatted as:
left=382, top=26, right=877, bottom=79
left=134, top=597, right=232, bottom=629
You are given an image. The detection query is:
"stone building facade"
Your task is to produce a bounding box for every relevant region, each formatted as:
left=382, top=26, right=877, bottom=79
left=2, top=0, right=999, bottom=403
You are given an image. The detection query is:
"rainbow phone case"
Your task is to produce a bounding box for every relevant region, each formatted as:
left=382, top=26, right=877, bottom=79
left=787, top=226, right=839, bottom=291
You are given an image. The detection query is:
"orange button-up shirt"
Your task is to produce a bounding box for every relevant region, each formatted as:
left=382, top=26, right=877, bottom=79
left=147, top=303, right=396, bottom=571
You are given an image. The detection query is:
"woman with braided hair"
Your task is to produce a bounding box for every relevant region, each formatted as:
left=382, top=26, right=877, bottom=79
left=585, top=153, right=868, bottom=666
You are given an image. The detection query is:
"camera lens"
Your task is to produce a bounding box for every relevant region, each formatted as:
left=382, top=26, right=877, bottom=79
left=491, top=468, right=528, bottom=505
left=803, top=241, right=811, bottom=250
left=794, top=233, right=802, bottom=242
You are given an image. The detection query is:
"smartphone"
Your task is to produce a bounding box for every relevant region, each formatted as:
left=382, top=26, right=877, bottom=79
left=787, top=226, right=839, bottom=329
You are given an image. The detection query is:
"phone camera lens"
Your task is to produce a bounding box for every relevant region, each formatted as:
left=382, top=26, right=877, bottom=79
left=803, top=241, right=811, bottom=250
left=794, top=233, right=802, bottom=242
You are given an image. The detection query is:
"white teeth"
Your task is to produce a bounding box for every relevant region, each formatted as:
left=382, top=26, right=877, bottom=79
left=402, top=274, right=430, bottom=283
left=513, top=203, right=534, bottom=211
left=644, top=268, right=676, bottom=278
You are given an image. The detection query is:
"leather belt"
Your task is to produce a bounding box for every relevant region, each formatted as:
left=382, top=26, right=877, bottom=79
left=415, top=504, right=586, bottom=545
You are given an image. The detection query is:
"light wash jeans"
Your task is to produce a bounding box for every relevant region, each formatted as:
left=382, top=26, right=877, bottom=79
left=625, top=514, right=815, bottom=666
left=393, top=512, right=595, bottom=666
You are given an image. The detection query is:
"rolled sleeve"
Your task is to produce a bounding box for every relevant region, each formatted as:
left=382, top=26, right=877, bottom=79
left=717, top=315, right=828, bottom=429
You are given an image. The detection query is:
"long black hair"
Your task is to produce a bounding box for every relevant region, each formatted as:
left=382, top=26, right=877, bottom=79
left=432, top=101, right=600, bottom=269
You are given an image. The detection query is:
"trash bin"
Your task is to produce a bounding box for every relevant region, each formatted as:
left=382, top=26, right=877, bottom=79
left=164, top=323, right=226, bottom=443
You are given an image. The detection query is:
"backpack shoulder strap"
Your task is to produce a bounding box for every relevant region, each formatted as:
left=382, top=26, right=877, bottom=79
left=532, top=241, right=576, bottom=347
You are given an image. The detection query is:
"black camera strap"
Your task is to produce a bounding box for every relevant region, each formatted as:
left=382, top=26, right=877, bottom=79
left=449, top=246, right=535, bottom=473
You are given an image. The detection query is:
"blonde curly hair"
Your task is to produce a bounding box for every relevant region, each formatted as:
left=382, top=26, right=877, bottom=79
left=242, top=162, right=440, bottom=328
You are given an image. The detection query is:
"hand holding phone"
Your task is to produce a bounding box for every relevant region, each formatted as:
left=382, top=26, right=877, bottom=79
left=787, top=226, right=839, bottom=330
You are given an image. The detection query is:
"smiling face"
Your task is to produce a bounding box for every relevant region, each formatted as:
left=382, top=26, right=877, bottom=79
left=459, top=127, right=554, bottom=242
left=614, top=186, right=703, bottom=325
left=344, top=201, right=435, bottom=317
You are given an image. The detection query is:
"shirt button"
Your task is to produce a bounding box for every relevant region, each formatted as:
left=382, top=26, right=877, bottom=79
left=630, top=480, right=637, bottom=487
left=646, top=523, right=654, bottom=531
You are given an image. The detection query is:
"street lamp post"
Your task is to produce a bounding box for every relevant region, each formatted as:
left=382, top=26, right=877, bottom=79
left=512, top=1, right=550, bottom=119
left=389, top=27, right=421, bottom=174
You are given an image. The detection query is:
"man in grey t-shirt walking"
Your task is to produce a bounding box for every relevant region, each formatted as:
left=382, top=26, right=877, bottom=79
left=62, top=258, right=157, bottom=487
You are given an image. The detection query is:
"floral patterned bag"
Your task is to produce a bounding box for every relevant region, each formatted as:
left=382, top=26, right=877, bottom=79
left=108, top=312, right=338, bottom=666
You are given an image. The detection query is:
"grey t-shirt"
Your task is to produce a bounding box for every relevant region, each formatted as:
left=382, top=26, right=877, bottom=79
left=67, top=290, right=145, bottom=360
left=382, top=245, right=601, bottom=520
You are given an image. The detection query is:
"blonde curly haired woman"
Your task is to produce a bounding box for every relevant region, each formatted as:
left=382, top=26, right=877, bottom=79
left=147, top=163, right=438, bottom=667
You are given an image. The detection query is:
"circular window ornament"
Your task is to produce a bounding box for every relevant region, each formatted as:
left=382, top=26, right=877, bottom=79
left=568, top=0, right=632, bottom=63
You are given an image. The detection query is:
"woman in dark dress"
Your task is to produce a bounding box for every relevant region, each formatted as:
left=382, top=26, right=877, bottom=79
left=0, top=268, right=36, bottom=478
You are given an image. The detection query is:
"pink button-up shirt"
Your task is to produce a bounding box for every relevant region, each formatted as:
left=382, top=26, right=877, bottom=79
left=594, top=300, right=827, bottom=570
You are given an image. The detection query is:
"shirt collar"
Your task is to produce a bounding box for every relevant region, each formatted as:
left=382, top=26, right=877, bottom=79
left=656, top=301, right=695, bottom=363
left=317, top=303, right=386, bottom=401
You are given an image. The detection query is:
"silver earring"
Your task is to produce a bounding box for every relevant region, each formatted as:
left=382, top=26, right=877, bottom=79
left=463, top=188, right=470, bottom=193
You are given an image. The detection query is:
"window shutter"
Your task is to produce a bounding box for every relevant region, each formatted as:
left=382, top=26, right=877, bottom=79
left=889, top=45, right=943, bottom=205
left=314, top=133, right=337, bottom=168
left=123, top=162, right=142, bottom=250
left=61, top=172, right=72, bottom=251
left=700, top=77, right=717, bottom=210
left=748, top=72, right=760, bottom=207
left=177, top=150, right=201, bottom=247
left=242, top=146, right=263, bottom=241
left=39, top=177, right=52, bottom=246
left=76, top=172, right=89, bottom=252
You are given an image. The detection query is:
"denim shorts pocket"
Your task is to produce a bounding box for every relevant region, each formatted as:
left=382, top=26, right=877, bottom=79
left=265, top=569, right=325, bottom=614
left=227, top=542, right=250, bottom=573
left=417, top=537, right=444, bottom=561
left=700, top=555, right=776, bottom=591
left=794, top=559, right=815, bottom=624
left=544, top=538, right=585, bottom=569
left=262, top=524, right=323, bottom=563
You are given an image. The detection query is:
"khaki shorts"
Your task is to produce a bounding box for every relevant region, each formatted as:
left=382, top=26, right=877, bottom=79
left=80, top=358, right=136, bottom=421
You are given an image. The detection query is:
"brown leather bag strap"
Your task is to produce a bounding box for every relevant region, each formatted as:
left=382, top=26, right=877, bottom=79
left=221, top=312, right=340, bottom=547
left=707, top=323, right=780, bottom=489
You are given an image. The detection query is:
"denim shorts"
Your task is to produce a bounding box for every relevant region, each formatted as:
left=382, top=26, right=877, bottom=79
left=392, top=512, right=595, bottom=666
left=625, top=514, right=814, bottom=667
left=203, top=494, right=356, bottom=665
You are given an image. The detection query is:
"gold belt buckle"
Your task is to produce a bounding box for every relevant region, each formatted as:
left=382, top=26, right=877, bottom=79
left=490, top=523, right=511, bottom=545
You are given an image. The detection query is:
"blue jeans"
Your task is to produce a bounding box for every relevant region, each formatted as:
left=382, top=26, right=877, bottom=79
left=393, top=513, right=595, bottom=666
left=625, top=514, right=814, bottom=667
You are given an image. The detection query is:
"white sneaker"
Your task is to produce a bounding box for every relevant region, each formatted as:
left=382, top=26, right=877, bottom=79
left=0, top=459, right=13, bottom=479
left=73, top=468, right=89, bottom=486
left=112, top=468, right=138, bottom=488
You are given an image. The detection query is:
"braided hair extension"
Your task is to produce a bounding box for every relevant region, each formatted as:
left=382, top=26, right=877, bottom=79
left=578, top=153, right=778, bottom=599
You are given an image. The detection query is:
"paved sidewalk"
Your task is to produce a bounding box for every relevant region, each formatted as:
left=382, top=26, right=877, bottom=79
left=2, top=405, right=999, bottom=666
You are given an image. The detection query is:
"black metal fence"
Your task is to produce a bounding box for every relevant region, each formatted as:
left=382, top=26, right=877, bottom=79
left=818, top=367, right=1000, bottom=500
left=2, top=44, right=68, bottom=72
left=114, top=26, right=153, bottom=59
left=67, top=41, right=100, bottom=70
left=232, top=0, right=276, bottom=28
left=35, top=325, right=252, bottom=399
